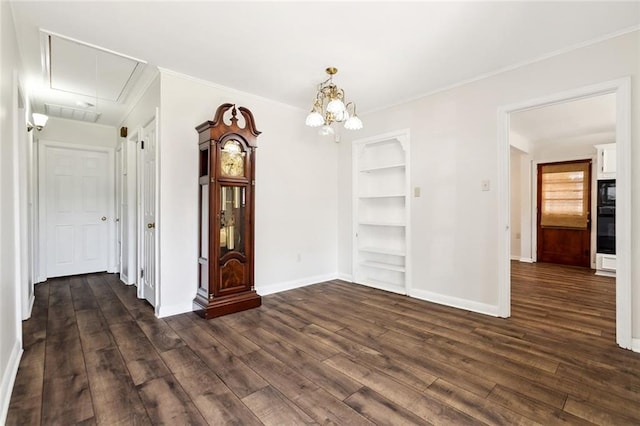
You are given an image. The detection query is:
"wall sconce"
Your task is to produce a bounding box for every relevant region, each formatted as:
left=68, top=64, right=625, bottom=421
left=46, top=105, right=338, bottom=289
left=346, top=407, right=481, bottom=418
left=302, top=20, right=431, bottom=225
left=27, top=113, right=49, bottom=132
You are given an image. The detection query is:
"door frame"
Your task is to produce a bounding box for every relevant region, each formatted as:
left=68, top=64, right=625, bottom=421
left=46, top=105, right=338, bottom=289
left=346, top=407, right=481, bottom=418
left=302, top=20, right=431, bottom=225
left=37, top=140, right=117, bottom=282
left=497, top=77, right=632, bottom=350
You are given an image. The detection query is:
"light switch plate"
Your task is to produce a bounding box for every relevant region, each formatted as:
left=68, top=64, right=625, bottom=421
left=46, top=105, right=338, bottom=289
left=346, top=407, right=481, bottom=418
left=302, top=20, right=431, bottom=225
left=481, top=180, right=490, bottom=191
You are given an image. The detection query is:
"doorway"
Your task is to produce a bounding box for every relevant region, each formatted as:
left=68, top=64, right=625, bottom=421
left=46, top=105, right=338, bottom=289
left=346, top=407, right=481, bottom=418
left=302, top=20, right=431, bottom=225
left=498, top=78, right=632, bottom=350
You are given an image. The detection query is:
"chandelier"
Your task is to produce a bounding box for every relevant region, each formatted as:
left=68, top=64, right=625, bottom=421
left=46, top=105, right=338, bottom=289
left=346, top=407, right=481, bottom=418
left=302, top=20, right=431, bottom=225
left=305, top=67, right=363, bottom=135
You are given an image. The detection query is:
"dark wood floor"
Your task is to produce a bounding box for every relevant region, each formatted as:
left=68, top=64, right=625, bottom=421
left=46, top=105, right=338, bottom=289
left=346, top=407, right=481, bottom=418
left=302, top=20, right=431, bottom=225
left=7, top=262, right=640, bottom=425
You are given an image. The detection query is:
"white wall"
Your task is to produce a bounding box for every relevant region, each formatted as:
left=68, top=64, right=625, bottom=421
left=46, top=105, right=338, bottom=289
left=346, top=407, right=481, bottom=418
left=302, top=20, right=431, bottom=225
left=38, top=117, right=117, bottom=148
left=510, top=148, right=522, bottom=259
left=518, top=153, right=533, bottom=262
left=156, top=70, right=338, bottom=317
left=338, top=31, right=639, bottom=325
left=0, top=1, right=23, bottom=422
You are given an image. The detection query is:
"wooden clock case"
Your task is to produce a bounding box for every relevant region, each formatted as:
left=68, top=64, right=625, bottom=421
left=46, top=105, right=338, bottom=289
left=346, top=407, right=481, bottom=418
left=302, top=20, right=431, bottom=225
left=194, top=103, right=261, bottom=319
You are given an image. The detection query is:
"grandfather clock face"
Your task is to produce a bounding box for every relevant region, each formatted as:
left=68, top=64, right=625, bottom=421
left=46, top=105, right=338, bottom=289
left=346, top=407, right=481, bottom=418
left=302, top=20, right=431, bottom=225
left=220, top=139, right=245, bottom=177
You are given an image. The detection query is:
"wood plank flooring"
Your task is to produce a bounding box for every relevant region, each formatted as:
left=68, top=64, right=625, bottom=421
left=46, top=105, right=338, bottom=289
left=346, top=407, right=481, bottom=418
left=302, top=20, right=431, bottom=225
left=7, top=262, right=640, bottom=425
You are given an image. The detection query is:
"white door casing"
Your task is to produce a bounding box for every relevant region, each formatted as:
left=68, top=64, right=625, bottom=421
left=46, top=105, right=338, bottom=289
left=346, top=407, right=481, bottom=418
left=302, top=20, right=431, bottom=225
left=39, top=142, right=115, bottom=279
left=498, top=77, right=632, bottom=350
left=116, top=144, right=123, bottom=273
left=139, top=116, right=158, bottom=307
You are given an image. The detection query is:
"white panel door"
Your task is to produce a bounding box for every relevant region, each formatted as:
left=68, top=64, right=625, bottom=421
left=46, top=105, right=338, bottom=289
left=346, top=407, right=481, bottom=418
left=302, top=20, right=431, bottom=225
left=141, top=119, right=157, bottom=306
left=46, top=147, right=109, bottom=277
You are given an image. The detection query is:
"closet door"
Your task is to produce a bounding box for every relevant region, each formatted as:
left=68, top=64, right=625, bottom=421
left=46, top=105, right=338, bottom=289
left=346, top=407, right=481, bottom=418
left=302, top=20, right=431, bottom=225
left=352, top=130, right=410, bottom=294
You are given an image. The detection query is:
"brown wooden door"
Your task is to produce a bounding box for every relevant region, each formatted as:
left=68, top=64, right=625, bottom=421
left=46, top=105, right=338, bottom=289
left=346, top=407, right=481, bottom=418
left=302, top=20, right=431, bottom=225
left=536, top=160, right=591, bottom=268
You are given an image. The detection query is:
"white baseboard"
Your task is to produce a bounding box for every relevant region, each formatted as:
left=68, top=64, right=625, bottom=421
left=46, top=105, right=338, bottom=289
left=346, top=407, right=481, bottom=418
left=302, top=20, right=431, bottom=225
left=519, top=257, right=534, bottom=263
left=156, top=301, right=194, bottom=318
left=0, top=340, right=23, bottom=425
left=510, top=255, right=520, bottom=261
left=120, top=273, right=135, bottom=286
left=631, top=338, right=640, bottom=353
left=257, top=273, right=337, bottom=296
left=409, top=288, right=500, bottom=317
left=22, top=293, right=35, bottom=320
left=337, top=273, right=352, bottom=282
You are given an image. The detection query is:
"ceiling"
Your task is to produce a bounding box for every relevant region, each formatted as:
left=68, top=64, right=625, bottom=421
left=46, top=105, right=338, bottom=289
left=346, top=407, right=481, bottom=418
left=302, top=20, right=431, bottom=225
left=9, top=1, right=640, bottom=127
left=510, top=93, right=616, bottom=148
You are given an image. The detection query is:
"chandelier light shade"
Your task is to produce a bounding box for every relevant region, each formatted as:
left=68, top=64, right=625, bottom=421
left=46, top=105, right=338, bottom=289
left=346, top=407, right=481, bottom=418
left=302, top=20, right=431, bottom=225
left=305, top=67, right=363, bottom=133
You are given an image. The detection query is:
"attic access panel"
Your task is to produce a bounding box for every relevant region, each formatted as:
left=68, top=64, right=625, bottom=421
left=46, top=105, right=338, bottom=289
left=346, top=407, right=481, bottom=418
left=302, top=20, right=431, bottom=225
left=47, top=33, right=143, bottom=102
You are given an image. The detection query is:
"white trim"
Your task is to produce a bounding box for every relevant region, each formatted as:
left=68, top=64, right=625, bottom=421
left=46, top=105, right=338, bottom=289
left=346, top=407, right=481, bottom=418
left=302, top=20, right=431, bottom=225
left=120, top=272, right=135, bottom=286
left=157, top=301, right=193, bottom=318
left=364, top=26, right=640, bottom=116
left=498, top=77, right=632, bottom=349
left=510, top=255, right=520, bottom=261
left=518, top=257, right=534, bottom=264
left=153, top=109, right=161, bottom=316
left=337, top=272, right=353, bottom=282
left=632, top=339, right=640, bottom=354
left=409, top=288, right=500, bottom=317
left=39, top=28, right=147, bottom=64
left=256, top=273, right=337, bottom=296
left=0, top=341, right=22, bottom=425
left=37, top=140, right=116, bottom=280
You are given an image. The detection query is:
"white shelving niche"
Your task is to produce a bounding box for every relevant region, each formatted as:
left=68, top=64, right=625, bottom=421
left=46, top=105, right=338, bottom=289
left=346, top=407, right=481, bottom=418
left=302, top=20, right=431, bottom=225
left=352, top=130, right=410, bottom=295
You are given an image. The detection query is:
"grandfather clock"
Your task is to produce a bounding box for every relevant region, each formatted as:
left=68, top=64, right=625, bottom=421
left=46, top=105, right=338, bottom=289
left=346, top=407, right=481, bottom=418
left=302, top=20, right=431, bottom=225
left=194, top=103, right=261, bottom=319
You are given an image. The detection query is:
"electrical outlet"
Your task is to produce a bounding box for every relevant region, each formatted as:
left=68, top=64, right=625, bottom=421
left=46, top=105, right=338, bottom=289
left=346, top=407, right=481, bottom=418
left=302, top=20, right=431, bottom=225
left=481, top=179, right=490, bottom=191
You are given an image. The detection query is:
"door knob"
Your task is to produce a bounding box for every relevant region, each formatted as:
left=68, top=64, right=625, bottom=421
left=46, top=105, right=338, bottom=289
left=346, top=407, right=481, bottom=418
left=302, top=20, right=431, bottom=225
left=147, top=223, right=155, bottom=229
left=101, top=216, right=107, bottom=221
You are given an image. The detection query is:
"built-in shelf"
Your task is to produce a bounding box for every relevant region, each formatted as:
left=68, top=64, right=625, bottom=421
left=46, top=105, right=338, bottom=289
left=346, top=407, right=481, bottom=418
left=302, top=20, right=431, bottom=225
left=353, top=130, right=410, bottom=295
left=359, top=221, right=405, bottom=227
left=358, top=277, right=405, bottom=294
left=360, top=261, right=405, bottom=273
left=358, top=194, right=405, bottom=199
left=358, top=246, right=405, bottom=256
left=359, top=163, right=405, bottom=173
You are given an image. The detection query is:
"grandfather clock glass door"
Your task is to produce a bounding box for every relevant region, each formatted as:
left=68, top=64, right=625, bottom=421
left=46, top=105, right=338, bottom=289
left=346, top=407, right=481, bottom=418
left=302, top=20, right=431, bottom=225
left=195, top=103, right=261, bottom=319
left=218, top=185, right=248, bottom=293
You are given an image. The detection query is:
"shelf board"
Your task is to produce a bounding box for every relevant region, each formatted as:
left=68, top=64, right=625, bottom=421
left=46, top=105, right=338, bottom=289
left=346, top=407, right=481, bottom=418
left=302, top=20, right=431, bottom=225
left=357, top=277, right=406, bottom=294
left=358, top=194, right=405, bottom=199
left=359, top=221, right=405, bottom=227
left=360, top=261, right=405, bottom=272
left=359, top=163, right=405, bottom=173
left=359, top=246, right=405, bottom=256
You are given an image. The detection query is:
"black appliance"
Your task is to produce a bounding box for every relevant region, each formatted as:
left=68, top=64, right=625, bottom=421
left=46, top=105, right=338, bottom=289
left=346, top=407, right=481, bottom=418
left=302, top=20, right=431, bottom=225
left=596, top=179, right=615, bottom=254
